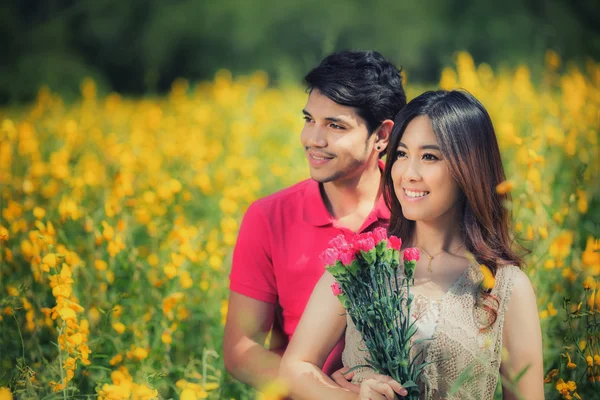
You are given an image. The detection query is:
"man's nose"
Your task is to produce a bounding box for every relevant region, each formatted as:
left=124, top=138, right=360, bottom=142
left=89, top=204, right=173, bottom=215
left=306, top=125, right=327, bottom=148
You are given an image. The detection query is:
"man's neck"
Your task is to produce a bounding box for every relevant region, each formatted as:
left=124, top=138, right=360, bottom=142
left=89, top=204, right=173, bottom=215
left=320, top=161, right=382, bottom=221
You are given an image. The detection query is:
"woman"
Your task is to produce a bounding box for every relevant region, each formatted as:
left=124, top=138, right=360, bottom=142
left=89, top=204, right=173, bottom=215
left=279, top=90, right=544, bottom=399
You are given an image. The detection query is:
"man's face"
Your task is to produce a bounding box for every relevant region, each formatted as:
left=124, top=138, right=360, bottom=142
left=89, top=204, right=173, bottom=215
left=300, top=90, right=377, bottom=183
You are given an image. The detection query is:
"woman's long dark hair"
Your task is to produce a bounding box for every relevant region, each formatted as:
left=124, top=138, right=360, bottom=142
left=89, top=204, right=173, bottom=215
left=383, top=90, right=524, bottom=276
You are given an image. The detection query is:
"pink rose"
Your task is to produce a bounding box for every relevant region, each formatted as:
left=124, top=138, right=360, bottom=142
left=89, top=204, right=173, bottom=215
left=353, top=233, right=376, bottom=253
left=329, top=234, right=353, bottom=252
left=331, top=282, right=343, bottom=296
left=388, top=236, right=402, bottom=251
left=340, top=250, right=356, bottom=266
left=403, top=247, right=420, bottom=262
left=372, top=227, right=388, bottom=243
left=320, top=247, right=340, bottom=267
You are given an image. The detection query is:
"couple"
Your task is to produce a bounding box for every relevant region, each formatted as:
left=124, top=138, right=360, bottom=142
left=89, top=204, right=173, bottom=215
left=224, top=50, right=544, bottom=399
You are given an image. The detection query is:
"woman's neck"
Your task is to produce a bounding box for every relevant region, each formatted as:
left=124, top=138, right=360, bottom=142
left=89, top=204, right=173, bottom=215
left=411, top=208, right=464, bottom=254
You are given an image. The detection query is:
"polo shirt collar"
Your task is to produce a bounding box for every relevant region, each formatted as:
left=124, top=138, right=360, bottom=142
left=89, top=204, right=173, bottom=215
left=303, top=160, right=390, bottom=226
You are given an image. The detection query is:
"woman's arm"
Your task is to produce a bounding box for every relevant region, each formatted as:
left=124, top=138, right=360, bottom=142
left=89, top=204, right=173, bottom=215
left=500, top=269, right=544, bottom=400
left=279, top=271, right=357, bottom=400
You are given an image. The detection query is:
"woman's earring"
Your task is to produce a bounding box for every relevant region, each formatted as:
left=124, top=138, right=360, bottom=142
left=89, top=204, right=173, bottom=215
left=376, top=146, right=381, bottom=151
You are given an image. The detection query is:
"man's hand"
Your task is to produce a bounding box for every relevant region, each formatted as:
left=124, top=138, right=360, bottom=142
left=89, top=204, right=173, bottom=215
left=331, top=367, right=360, bottom=393
left=358, top=373, right=407, bottom=400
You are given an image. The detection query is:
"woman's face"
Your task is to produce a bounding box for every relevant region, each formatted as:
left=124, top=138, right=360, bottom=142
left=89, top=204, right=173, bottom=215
left=390, top=115, right=462, bottom=223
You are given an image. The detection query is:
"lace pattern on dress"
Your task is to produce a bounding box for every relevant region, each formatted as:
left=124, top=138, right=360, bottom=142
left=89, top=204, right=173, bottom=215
left=341, top=264, right=519, bottom=400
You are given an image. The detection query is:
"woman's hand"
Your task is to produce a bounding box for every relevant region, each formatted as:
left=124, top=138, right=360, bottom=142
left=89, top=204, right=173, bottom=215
left=358, top=373, right=408, bottom=400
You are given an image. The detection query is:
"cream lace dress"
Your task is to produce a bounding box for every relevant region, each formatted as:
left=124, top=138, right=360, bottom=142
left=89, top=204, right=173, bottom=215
left=341, top=263, right=519, bottom=400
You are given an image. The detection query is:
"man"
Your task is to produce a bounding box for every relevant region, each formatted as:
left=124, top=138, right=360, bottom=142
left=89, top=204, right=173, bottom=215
left=223, top=50, right=406, bottom=391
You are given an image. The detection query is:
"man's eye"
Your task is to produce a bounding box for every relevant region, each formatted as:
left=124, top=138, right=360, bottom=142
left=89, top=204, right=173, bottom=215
left=303, top=116, right=313, bottom=123
left=330, top=123, right=344, bottom=130
left=423, top=153, right=439, bottom=161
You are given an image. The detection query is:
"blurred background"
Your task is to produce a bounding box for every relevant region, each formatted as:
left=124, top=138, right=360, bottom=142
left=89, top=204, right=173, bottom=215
left=1, top=0, right=599, bottom=103
left=0, top=1, right=599, bottom=400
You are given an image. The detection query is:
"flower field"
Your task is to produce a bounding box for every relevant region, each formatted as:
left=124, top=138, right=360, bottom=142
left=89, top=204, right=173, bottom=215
left=0, top=51, right=598, bottom=399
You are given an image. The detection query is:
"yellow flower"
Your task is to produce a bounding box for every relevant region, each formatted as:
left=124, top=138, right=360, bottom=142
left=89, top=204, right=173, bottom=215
left=495, top=180, right=514, bottom=194
left=594, top=354, right=600, bottom=366
left=42, top=253, right=58, bottom=271
left=549, top=231, right=573, bottom=260
left=548, top=302, right=558, bottom=316
left=566, top=353, right=577, bottom=369
left=258, top=379, right=290, bottom=400
left=33, top=207, right=46, bottom=219
left=0, top=226, right=9, bottom=241
left=112, top=322, right=126, bottom=334
left=163, top=263, right=177, bottom=279
left=556, top=378, right=576, bottom=396
left=131, top=383, right=158, bottom=400
left=0, top=387, right=13, bottom=400
left=95, top=259, right=108, bottom=271
left=544, top=368, right=558, bottom=383
left=586, top=355, right=593, bottom=367
left=109, top=354, right=123, bottom=366
left=161, top=331, right=172, bottom=344
left=131, top=347, right=148, bottom=360
left=576, top=189, right=588, bottom=214
left=480, top=265, right=495, bottom=290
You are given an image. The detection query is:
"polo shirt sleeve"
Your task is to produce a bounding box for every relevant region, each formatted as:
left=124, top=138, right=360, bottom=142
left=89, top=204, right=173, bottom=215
left=229, top=202, right=277, bottom=304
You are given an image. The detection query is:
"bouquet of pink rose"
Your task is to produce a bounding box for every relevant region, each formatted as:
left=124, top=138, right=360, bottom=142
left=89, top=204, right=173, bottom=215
left=321, top=227, right=425, bottom=399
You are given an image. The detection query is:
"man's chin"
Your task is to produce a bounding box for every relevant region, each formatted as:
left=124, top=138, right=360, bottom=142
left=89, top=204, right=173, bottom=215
left=309, top=169, right=345, bottom=184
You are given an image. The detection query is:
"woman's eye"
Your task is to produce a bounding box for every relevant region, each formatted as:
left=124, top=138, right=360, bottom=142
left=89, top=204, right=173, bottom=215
left=423, top=153, right=439, bottom=161
left=396, top=151, right=407, bottom=159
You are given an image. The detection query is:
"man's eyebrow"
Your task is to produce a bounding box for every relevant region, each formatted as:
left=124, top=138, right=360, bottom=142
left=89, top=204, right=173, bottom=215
left=397, top=142, right=441, bottom=151
left=302, top=109, right=312, bottom=116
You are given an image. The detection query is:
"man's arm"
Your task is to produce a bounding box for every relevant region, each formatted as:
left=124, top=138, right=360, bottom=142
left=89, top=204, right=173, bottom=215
left=223, top=291, right=284, bottom=389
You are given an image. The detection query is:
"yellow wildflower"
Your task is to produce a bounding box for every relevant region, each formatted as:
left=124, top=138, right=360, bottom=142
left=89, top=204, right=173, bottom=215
left=0, top=226, right=8, bottom=241
left=109, top=354, right=123, bottom=366
left=566, top=353, right=577, bottom=369
left=576, top=189, right=588, bottom=214
left=495, top=180, right=514, bottom=194
left=0, top=387, right=13, bottom=400
left=161, top=331, right=172, bottom=344
left=480, top=265, right=495, bottom=290
left=556, top=378, right=576, bottom=396
left=112, top=322, right=126, bottom=334
left=544, top=368, right=558, bottom=383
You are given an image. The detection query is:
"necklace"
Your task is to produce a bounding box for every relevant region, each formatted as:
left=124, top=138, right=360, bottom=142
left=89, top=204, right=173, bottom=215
left=418, top=242, right=466, bottom=272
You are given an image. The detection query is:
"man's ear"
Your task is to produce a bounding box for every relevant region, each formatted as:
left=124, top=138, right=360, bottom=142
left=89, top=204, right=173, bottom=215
left=373, top=119, right=394, bottom=153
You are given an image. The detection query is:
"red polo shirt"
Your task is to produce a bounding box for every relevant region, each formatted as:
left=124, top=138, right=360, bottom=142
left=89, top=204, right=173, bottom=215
left=229, top=174, right=390, bottom=375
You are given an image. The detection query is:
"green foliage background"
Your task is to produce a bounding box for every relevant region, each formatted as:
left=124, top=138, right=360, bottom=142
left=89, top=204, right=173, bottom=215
left=1, top=0, right=598, bottom=103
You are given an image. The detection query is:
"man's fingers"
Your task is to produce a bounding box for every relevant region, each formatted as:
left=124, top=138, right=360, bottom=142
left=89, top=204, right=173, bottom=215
left=361, top=379, right=396, bottom=400
left=331, top=367, right=359, bottom=393
left=370, top=374, right=408, bottom=398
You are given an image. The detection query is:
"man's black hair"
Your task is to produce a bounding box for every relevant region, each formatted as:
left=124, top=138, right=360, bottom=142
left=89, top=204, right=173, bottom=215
left=304, top=50, right=407, bottom=134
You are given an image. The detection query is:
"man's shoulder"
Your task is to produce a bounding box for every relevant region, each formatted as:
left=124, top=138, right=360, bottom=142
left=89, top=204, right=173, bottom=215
left=251, top=179, right=314, bottom=212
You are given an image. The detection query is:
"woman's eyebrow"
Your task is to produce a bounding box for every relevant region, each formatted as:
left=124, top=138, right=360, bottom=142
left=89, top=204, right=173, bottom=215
left=397, top=142, right=441, bottom=151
